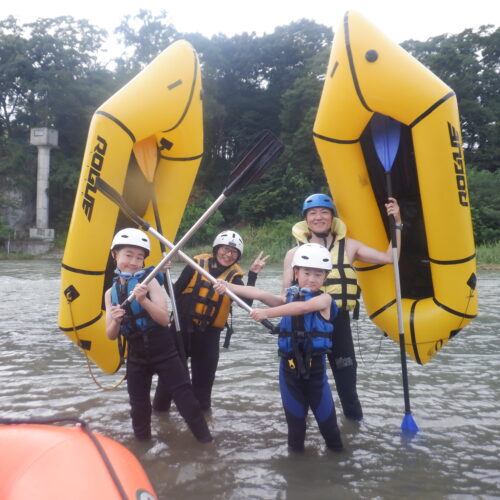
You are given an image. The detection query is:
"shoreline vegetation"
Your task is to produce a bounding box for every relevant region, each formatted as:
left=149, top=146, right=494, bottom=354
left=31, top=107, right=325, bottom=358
left=1, top=224, right=499, bottom=268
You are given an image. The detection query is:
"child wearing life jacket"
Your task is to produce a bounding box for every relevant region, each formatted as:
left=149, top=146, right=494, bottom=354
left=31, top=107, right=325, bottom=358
left=214, top=243, right=343, bottom=451
left=154, top=230, right=268, bottom=413
left=104, top=227, right=213, bottom=443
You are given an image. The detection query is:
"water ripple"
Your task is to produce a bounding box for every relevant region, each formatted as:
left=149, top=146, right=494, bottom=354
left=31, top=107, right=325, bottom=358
left=0, top=260, right=499, bottom=499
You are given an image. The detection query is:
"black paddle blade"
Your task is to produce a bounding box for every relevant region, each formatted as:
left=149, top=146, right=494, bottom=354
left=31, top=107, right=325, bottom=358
left=95, top=177, right=151, bottom=231
left=223, top=130, right=284, bottom=196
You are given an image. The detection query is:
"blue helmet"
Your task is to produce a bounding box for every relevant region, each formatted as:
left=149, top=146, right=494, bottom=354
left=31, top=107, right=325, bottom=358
left=302, top=193, right=335, bottom=216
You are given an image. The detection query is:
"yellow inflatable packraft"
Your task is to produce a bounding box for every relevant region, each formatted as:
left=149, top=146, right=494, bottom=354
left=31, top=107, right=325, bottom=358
left=58, top=40, right=203, bottom=373
left=313, top=12, right=477, bottom=364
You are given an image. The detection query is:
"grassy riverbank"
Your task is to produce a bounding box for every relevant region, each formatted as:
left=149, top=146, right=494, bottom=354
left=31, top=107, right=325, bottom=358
left=1, top=225, right=499, bottom=269
left=476, top=241, right=500, bottom=268
left=182, top=229, right=500, bottom=269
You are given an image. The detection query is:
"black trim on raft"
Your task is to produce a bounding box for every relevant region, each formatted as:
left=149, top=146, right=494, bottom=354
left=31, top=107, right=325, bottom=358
left=344, top=12, right=373, bottom=113
left=433, top=298, right=477, bottom=319
left=162, top=49, right=199, bottom=133
left=354, top=263, right=384, bottom=272
left=330, top=61, right=339, bottom=79
left=159, top=153, right=204, bottom=162
left=95, top=111, right=136, bottom=143
left=428, top=253, right=476, bottom=265
left=369, top=299, right=397, bottom=320
left=59, top=312, right=103, bottom=333
left=409, top=299, right=423, bottom=365
left=312, top=131, right=360, bottom=144
left=167, top=79, right=182, bottom=90
left=409, top=91, right=455, bottom=128
left=61, top=262, right=106, bottom=276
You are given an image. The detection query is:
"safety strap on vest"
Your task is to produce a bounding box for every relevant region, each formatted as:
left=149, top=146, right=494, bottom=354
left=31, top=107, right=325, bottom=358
left=278, top=292, right=332, bottom=379
left=188, top=258, right=240, bottom=332
left=113, top=280, right=155, bottom=338
left=323, top=239, right=361, bottom=317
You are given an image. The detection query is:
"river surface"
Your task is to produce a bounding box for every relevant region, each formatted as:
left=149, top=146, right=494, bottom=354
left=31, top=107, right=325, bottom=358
left=1, top=259, right=499, bottom=500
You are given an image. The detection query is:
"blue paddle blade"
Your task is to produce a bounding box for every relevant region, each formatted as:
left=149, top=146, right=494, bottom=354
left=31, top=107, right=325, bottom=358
left=371, top=113, right=401, bottom=172
left=401, top=413, right=419, bottom=434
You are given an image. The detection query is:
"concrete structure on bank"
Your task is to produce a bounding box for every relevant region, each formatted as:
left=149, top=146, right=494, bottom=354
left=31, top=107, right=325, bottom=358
left=7, top=128, right=58, bottom=255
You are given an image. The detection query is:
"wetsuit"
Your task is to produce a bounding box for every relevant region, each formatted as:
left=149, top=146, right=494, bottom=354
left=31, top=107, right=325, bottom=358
left=292, top=219, right=363, bottom=420
left=277, top=288, right=343, bottom=451
left=112, top=272, right=212, bottom=442
left=153, top=256, right=257, bottom=412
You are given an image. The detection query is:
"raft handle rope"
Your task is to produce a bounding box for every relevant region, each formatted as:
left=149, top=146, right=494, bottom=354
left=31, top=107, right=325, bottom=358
left=355, top=312, right=385, bottom=367
left=65, top=291, right=126, bottom=391
left=0, top=416, right=129, bottom=500
left=453, top=272, right=477, bottom=333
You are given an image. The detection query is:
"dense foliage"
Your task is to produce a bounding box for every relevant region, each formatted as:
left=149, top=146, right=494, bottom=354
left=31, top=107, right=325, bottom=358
left=0, top=12, right=499, bottom=245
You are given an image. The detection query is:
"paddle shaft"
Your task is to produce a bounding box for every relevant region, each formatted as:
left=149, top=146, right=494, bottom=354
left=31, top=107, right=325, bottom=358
left=164, top=267, right=180, bottom=330
left=125, top=226, right=274, bottom=331
left=166, top=192, right=226, bottom=261
left=121, top=192, right=227, bottom=308
left=150, top=194, right=186, bottom=368
left=150, top=194, right=181, bottom=330
left=386, top=172, right=412, bottom=415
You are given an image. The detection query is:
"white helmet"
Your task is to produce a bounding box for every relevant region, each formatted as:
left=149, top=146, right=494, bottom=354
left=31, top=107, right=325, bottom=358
left=111, top=228, right=151, bottom=256
left=213, top=230, right=244, bottom=257
left=292, top=243, right=332, bottom=271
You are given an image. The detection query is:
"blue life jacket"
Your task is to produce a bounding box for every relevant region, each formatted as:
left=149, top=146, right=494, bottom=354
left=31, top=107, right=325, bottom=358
left=111, top=266, right=164, bottom=337
left=277, top=287, right=337, bottom=378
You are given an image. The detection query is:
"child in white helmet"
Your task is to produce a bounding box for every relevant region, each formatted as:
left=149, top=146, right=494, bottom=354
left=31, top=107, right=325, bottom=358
left=104, top=228, right=212, bottom=443
left=214, top=243, right=343, bottom=452
left=153, top=230, right=268, bottom=413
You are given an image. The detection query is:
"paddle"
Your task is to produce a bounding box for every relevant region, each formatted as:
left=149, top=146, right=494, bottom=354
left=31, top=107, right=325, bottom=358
left=370, top=113, right=419, bottom=434
left=167, top=129, right=284, bottom=260
left=95, top=141, right=283, bottom=331
left=96, top=177, right=276, bottom=332
left=118, top=129, right=283, bottom=308
left=132, top=136, right=185, bottom=361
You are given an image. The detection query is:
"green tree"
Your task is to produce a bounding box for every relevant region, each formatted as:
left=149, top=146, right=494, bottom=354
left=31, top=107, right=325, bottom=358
left=113, top=9, right=178, bottom=80
left=402, top=26, right=500, bottom=171
left=0, top=17, right=33, bottom=138
left=0, top=15, right=116, bottom=234
left=467, top=167, right=500, bottom=243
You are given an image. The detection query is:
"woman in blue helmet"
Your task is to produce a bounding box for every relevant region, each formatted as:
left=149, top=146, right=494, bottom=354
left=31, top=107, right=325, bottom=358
left=282, top=193, right=401, bottom=421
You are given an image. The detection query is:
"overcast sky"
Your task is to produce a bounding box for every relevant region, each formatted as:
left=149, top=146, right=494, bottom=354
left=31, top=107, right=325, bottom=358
left=7, top=0, right=498, bottom=41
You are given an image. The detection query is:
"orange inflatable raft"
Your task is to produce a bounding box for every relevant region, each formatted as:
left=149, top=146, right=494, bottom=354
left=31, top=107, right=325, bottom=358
left=0, top=420, right=157, bottom=500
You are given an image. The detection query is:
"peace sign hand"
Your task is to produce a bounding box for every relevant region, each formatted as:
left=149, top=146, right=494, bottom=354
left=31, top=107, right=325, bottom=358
left=249, top=251, right=270, bottom=274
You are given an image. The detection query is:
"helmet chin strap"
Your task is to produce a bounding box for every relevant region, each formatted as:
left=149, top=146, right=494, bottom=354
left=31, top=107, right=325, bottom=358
left=310, top=231, right=330, bottom=248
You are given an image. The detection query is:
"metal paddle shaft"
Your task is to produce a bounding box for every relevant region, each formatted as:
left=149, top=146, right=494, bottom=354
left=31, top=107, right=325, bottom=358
left=386, top=171, right=418, bottom=433
left=127, top=130, right=283, bottom=303
left=371, top=113, right=418, bottom=434
left=164, top=266, right=180, bottom=330
left=391, top=244, right=411, bottom=410
left=151, top=130, right=283, bottom=268
left=141, top=227, right=275, bottom=331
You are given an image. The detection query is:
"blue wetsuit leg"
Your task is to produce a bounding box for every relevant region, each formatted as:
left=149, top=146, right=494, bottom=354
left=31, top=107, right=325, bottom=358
left=307, top=355, right=343, bottom=450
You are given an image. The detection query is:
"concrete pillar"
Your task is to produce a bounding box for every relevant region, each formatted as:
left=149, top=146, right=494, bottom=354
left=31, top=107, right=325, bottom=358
left=36, top=145, right=51, bottom=229
left=29, top=128, right=58, bottom=241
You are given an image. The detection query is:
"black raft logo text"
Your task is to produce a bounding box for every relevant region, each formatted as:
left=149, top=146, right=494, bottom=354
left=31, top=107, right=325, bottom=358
left=447, top=122, right=468, bottom=207
left=82, top=136, right=107, bottom=221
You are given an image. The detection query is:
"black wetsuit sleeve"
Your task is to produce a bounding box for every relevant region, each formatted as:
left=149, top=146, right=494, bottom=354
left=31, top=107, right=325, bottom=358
left=230, top=270, right=258, bottom=307
left=172, top=265, right=195, bottom=299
